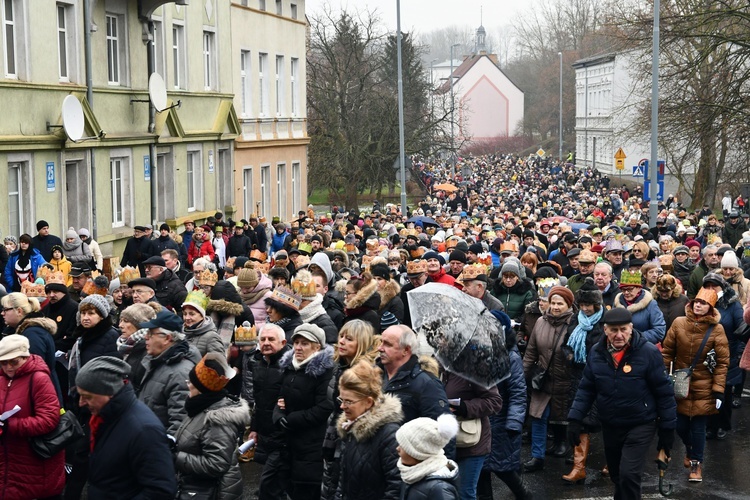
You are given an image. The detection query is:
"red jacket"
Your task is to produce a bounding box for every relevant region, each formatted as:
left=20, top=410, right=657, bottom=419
left=187, top=235, right=216, bottom=266
left=428, top=268, right=456, bottom=287
left=0, top=354, right=65, bottom=499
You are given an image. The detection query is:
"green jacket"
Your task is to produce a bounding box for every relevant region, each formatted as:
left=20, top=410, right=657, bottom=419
left=687, top=261, right=710, bottom=299
left=491, top=278, right=536, bottom=321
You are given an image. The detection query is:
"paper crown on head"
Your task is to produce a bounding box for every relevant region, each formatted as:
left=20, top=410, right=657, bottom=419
left=695, top=287, right=718, bottom=307
left=198, top=269, right=219, bottom=287
left=249, top=249, right=267, bottom=262
left=456, top=264, right=488, bottom=283
left=361, top=255, right=374, bottom=269
left=298, top=242, right=313, bottom=254
left=234, top=322, right=258, bottom=346
left=255, top=262, right=271, bottom=275
left=21, top=280, right=46, bottom=297
left=183, top=290, right=209, bottom=316
left=295, top=255, right=311, bottom=268
left=269, top=285, right=302, bottom=311
left=476, top=252, right=493, bottom=266
left=537, top=277, right=561, bottom=300
left=119, top=266, right=141, bottom=284
left=619, top=269, right=643, bottom=287
left=37, top=265, right=54, bottom=281
left=406, top=259, right=428, bottom=276
left=46, top=271, right=67, bottom=286
left=82, top=278, right=108, bottom=297
left=290, top=269, right=318, bottom=300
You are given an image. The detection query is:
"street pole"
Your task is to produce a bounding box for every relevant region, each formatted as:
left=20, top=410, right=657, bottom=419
left=649, top=0, right=660, bottom=224
left=430, top=59, right=438, bottom=155
left=450, top=43, right=460, bottom=180
left=559, top=51, right=563, bottom=162
left=397, top=0, right=407, bottom=213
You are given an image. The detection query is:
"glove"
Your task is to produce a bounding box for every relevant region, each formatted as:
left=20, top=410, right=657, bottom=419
left=657, top=427, right=674, bottom=453
left=713, top=392, right=724, bottom=402
left=567, top=420, right=582, bottom=447
left=450, top=401, right=469, bottom=418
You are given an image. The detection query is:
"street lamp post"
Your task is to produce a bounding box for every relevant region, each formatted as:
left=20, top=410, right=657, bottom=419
left=450, top=43, right=460, bottom=179
left=649, top=0, right=660, bottom=223
left=559, top=51, right=563, bottom=162
left=396, top=0, right=407, bottom=212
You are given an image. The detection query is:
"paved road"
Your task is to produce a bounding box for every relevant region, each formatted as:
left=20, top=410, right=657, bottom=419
left=240, top=389, right=750, bottom=499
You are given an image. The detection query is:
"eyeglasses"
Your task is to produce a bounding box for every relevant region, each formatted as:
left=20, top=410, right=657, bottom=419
left=336, top=397, right=365, bottom=407
left=0, top=357, right=23, bottom=367
left=1, top=307, right=15, bottom=313
left=144, top=331, right=168, bottom=339
left=131, top=289, right=151, bottom=296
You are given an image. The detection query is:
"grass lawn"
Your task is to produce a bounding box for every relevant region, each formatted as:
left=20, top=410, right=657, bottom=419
left=307, top=186, right=423, bottom=209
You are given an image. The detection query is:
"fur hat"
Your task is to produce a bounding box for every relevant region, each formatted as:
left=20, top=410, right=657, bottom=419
left=75, top=356, right=131, bottom=396
left=189, top=353, right=236, bottom=393
left=655, top=274, right=678, bottom=296
left=575, top=277, right=602, bottom=306
left=396, top=414, right=458, bottom=461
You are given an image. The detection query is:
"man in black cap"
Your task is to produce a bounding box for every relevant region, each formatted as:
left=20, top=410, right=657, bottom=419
left=31, top=220, right=63, bottom=262
left=128, top=277, right=158, bottom=305
left=568, top=308, right=676, bottom=500
left=143, top=255, right=187, bottom=313
left=121, top=225, right=155, bottom=277
left=447, top=249, right=467, bottom=279
left=228, top=222, right=253, bottom=258
left=152, top=223, right=181, bottom=255
left=68, top=264, right=92, bottom=302
left=552, top=232, right=578, bottom=278
left=722, top=211, right=747, bottom=248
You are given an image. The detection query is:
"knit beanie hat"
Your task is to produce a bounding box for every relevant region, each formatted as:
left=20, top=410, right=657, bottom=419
left=721, top=250, right=740, bottom=269
left=370, top=263, right=391, bottom=281
left=108, top=278, right=121, bottom=294
left=66, top=227, right=79, bottom=240
left=448, top=250, right=466, bottom=263
left=236, top=266, right=260, bottom=289
left=79, top=293, right=110, bottom=318
left=548, top=285, right=575, bottom=307
left=396, top=414, right=459, bottom=461
left=75, top=356, right=131, bottom=396
left=468, top=242, right=484, bottom=255
left=189, top=353, right=236, bottom=393
left=575, top=277, right=603, bottom=306
left=37, top=220, right=49, bottom=231
left=500, top=261, right=521, bottom=279
left=120, top=303, right=158, bottom=326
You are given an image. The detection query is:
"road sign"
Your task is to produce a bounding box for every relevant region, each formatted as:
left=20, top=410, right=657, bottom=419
left=46, top=162, right=55, bottom=192
left=536, top=148, right=545, bottom=157
left=641, top=160, right=666, bottom=181
left=632, top=165, right=644, bottom=177
left=144, top=155, right=151, bottom=181
left=614, top=148, right=626, bottom=159
left=643, top=180, right=665, bottom=201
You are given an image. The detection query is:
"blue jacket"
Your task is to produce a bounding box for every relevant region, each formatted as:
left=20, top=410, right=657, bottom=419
left=568, top=330, right=676, bottom=429
left=714, top=287, right=744, bottom=385
left=4, top=248, right=46, bottom=291
left=613, top=289, right=666, bottom=344
left=483, top=336, right=526, bottom=473
left=87, top=383, right=177, bottom=499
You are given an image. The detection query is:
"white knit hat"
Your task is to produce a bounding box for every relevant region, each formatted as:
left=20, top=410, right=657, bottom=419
left=721, top=250, right=740, bottom=269
left=395, top=414, right=458, bottom=461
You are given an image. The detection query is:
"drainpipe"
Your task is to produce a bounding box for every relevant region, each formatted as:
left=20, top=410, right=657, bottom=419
left=84, top=0, right=97, bottom=238
left=144, top=20, right=157, bottom=227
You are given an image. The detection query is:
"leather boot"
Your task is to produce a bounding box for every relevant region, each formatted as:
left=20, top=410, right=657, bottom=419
left=562, top=433, right=589, bottom=484
left=688, top=460, right=703, bottom=482
left=476, top=470, right=494, bottom=500
left=497, top=470, right=534, bottom=500
left=549, top=425, right=571, bottom=457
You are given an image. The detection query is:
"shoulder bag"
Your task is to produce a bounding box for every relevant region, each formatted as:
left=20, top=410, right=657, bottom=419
left=669, top=325, right=714, bottom=400
left=28, top=374, right=85, bottom=459
left=455, top=416, right=482, bottom=448
left=530, top=329, right=564, bottom=391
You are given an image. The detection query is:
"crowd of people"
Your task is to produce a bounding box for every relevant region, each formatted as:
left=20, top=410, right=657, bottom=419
left=0, top=153, right=748, bottom=500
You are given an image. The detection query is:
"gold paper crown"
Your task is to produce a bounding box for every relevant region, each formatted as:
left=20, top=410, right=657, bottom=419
left=234, top=323, right=258, bottom=345
left=290, top=270, right=318, bottom=300
left=361, top=255, right=374, bottom=269
left=46, top=271, right=67, bottom=286
left=250, top=249, right=267, bottom=262
left=269, top=286, right=302, bottom=311
left=695, top=287, right=718, bottom=307
left=119, top=266, right=141, bottom=284
left=298, top=242, right=312, bottom=254
left=255, top=262, right=271, bottom=275
left=37, top=265, right=54, bottom=281
left=537, top=278, right=561, bottom=299
left=457, top=264, right=488, bottom=283
left=295, top=255, right=311, bottom=268
left=198, top=269, right=219, bottom=286
left=21, top=281, right=46, bottom=297
left=406, top=259, right=428, bottom=275
left=619, top=270, right=643, bottom=287
left=578, top=249, right=597, bottom=263
left=476, top=252, right=493, bottom=266
left=184, top=290, right=209, bottom=313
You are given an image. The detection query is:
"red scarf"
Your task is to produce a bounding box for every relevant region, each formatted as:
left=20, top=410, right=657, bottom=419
left=89, top=414, right=105, bottom=452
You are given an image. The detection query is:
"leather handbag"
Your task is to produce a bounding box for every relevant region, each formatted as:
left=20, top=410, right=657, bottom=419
left=455, top=417, right=482, bottom=448
left=176, top=482, right=218, bottom=500
left=530, top=363, right=548, bottom=391
left=669, top=325, right=714, bottom=400
left=28, top=375, right=85, bottom=459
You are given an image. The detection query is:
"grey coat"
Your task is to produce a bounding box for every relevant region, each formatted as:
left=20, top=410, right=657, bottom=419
left=183, top=317, right=225, bottom=357
left=174, top=398, right=251, bottom=500
left=138, top=340, right=201, bottom=434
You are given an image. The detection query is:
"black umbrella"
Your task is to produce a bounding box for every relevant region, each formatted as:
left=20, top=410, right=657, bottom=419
left=406, top=215, right=438, bottom=227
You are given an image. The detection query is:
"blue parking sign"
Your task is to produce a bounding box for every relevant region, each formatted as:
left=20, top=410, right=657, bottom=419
left=46, top=162, right=55, bottom=192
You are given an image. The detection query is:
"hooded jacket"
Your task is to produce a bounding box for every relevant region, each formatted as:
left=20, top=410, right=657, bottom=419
left=613, top=289, right=666, bottom=344
left=138, top=340, right=201, bottom=434
left=241, top=273, right=273, bottom=329
left=662, top=306, right=730, bottom=417
left=400, top=460, right=459, bottom=500
left=183, top=316, right=225, bottom=357
left=299, top=294, right=339, bottom=345
left=62, top=235, right=93, bottom=265
left=4, top=247, right=46, bottom=291
left=335, top=394, right=403, bottom=500
left=652, top=282, right=690, bottom=332
left=379, top=279, right=405, bottom=323
left=343, top=279, right=382, bottom=333
left=174, top=398, right=251, bottom=500
left=13, top=314, right=64, bottom=403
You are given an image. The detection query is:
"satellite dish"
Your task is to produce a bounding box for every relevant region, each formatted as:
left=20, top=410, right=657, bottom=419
left=61, top=95, right=85, bottom=142
left=149, top=72, right=168, bottom=112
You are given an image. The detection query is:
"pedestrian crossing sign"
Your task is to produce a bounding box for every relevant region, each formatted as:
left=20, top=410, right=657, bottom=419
left=632, top=165, right=644, bottom=177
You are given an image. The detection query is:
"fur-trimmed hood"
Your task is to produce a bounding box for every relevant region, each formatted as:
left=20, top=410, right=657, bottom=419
left=378, top=279, right=401, bottom=312
left=614, top=289, right=654, bottom=313
left=345, top=279, right=379, bottom=310
left=205, top=398, right=252, bottom=427
left=336, top=393, right=403, bottom=441
left=684, top=304, right=721, bottom=325
left=280, top=344, right=335, bottom=377
left=16, top=315, right=58, bottom=337
left=206, top=298, right=244, bottom=317
left=331, top=249, right=349, bottom=267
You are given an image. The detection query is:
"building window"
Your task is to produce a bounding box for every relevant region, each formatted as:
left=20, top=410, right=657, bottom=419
left=57, top=4, right=69, bottom=80
left=275, top=0, right=282, bottom=15
left=106, top=13, right=127, bottom=85
left=277, top=163, right=286, bottom=220
left=110, top=157, right=125, bottom=227
left=2, top=0, right=17, bottom=78
left=259, top=52, right=269, bottom=117
left=292, top=162, right=301, bottom=215
left=290, top=57, right=299, bottom=116
left=258, top=0, right=265, bottom=11
left=203, top=30, right=215, bottom=90
left=172, top=23, right=185, bottom=89
left=152, top=18, right=165, bottom=80
left=240, top=50, right=251, bottom=117
left=186, top=150, right=201, bottom=212
left=260, top=165, right=270, bottom=219
left=275, top=55, right=284, bottom=116
left=218, top=148, right=232, bottom=208
left=243, top=167, right=253, bottom=217
left=8, top=161, right=26, bottom=237
left=290, top=3, right=297, bottom=19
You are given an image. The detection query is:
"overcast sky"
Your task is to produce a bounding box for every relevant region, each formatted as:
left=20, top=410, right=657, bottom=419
left=305, top=0, right=526, bottom=34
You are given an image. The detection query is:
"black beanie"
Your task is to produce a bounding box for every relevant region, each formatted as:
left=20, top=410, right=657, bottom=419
left=468, top=243, right=484, bottom=255
left=448, top=250, right=467, bottom=263
left=370, top=263, right=391, bottom=281
left=37, top=220, right=49, bottom=231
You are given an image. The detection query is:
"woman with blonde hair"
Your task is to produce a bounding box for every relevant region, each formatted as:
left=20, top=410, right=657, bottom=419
left=335, top=361, right=403, bottom=499
left=321, top=319, right=380, bottom=499
left=631, top=240, right=652, bottom=261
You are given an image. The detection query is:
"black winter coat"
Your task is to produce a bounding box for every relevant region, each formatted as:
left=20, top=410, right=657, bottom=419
left=249, top=345, right=291, bottom=445
left=153, top=235, right=181, bottom=255
left=87, top=383, right=177, bottom=499
left=343, top=280, right=382, bottom=333
left=568, top=330, right=677, bottom=430
left=69, top=318, right=120, bottom=393
left=41, top=294, right=79, bottom=352
left=336, top=394, right=403, bottom=500
left=121, top=236, right=155, bottom=276
left=378, top=355, right=450, bottom=424
left=154, top=269, right=188, bottom=313
left=399, top=462, right=459, bottom=500
left=273, top=346, right=335, bottom=485
left=227, top=234, right=252, bottom=258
